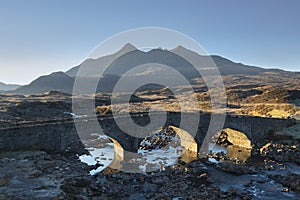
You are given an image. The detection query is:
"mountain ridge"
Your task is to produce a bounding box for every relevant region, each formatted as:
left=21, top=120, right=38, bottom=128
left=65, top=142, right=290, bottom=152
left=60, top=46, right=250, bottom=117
left=3, top=43, right=299, bottom=95
left=65, top=42, right=137, bottom=77
left=0, top=82, right=21, bottom=91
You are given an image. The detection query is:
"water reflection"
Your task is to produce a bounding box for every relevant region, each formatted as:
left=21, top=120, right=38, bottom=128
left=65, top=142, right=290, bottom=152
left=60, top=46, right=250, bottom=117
left=80, top=141, right=252, bottom=175
left=208, top=143, right=251, bottom=163
left=180, top=149, right=198, bottom=163
left=79, top=145, right=114, bottom=175
left=79, top=134, right=115, bottom=175
left=137, top=146, right=182, bottom=172
left=226, top=145, right=251, bottom=162
left=79, top=130, right=199, bottom=175
left=137, top=128, right=198, bottom=172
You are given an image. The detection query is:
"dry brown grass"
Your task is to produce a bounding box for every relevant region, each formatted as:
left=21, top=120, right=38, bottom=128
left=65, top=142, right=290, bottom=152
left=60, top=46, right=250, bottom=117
left=236, top=103, right=298, bottom=118
left=95, top=105, right=111, bottom=115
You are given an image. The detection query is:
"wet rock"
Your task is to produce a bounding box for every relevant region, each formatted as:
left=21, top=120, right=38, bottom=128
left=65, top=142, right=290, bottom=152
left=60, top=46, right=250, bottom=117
left=44, top=154, right=53, bottom=161
left=0, top=178, right=9, bottom=187
left=28, top=170, right=43, bottom=178
left=139, top=127, right=180, bottom=151
left=259, top=143, right=300, bottom=164
left=216, top=162, right=256, bottom=175
left=60, top=176, right=92, bottom=198
left=269, top=172, right=300, bottom=193
left=227, top=187, right=237, bottom=196
left=60, top=183, right=78, bottom=195
left=70, top=177, right=91, bottom=187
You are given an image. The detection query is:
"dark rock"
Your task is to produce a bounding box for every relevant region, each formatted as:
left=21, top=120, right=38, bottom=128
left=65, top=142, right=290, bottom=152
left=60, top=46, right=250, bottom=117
left=269, top=173, right=300, bottom=193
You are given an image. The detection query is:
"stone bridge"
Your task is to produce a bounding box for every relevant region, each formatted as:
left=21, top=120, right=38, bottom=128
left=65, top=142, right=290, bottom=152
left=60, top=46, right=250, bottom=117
left=0, top=111, right=295, bottom=155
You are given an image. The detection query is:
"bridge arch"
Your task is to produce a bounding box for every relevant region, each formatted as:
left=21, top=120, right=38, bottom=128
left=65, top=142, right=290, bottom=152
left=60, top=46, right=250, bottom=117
left=168, top=126, right=198, bottom=162
left=168, top=126, right=198, bottom=153
left=138, top=126, right=198, bottom=163
left=81, top=134, right=125, bottom=174
left=107, top=137, right=124, bottom=170
left=210, top=128, right=252, bottom=149
left=208, top=128, right=252, bottom=162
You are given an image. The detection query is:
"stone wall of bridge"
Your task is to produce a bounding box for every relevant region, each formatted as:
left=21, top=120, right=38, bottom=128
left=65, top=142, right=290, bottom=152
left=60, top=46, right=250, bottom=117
left=0, top=121, right=78, bottom=152
left=0, top=112, right=296, bottom=153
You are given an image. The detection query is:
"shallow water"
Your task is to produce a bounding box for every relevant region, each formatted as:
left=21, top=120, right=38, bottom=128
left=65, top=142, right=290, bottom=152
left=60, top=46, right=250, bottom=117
left=137, top=146, right=183, bottom=172
left=78, top=134, right=300, bottom=199
left=207, top=143, right=300, bottom=199
left=208, top=143, right=251, bottom=163
left=209, top=164, right=300, bottom=200
left=79, top=134, right=115, bottom=175
left=80, top=140, right=251, bottom=174
left=80, top=143, right=187, bottom=174
left=79, top=132, right=197, bottom=174
left=79, top=145, right=114, bottom=175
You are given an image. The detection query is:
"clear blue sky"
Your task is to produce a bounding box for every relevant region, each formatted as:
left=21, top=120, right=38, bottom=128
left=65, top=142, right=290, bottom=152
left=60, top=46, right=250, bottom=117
left=0, top=0, right=299, bottom=84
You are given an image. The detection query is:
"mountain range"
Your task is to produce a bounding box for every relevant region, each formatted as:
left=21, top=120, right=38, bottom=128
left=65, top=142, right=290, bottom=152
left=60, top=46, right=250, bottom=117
left=0, top=82, right=20, bottom=91
left=2, top=43, right=299, bottom=95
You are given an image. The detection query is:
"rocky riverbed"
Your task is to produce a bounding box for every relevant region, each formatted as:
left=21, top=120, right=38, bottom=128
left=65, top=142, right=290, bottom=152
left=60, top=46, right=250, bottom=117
left=0, top=141, right=299, bottom=199
left=0, top=95, right=299, bottom=199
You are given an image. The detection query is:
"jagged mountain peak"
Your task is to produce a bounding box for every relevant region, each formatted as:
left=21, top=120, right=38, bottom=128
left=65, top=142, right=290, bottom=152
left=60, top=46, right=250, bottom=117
left=116, top=42, right=137, bottom=54
left=172, top=45, right=187, bottom=51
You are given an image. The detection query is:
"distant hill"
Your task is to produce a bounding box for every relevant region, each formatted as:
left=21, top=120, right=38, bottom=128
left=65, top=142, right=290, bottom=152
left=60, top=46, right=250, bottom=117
left=12, top=72, right=75, bottom=95
left=5, top=43, right=299, bottom=95
left=0, top=82, right=20, bottom=91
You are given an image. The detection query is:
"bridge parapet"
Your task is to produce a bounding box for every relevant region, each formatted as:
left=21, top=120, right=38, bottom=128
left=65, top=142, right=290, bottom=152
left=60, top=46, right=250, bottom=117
left=0, top=112, right=296, bottom=153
